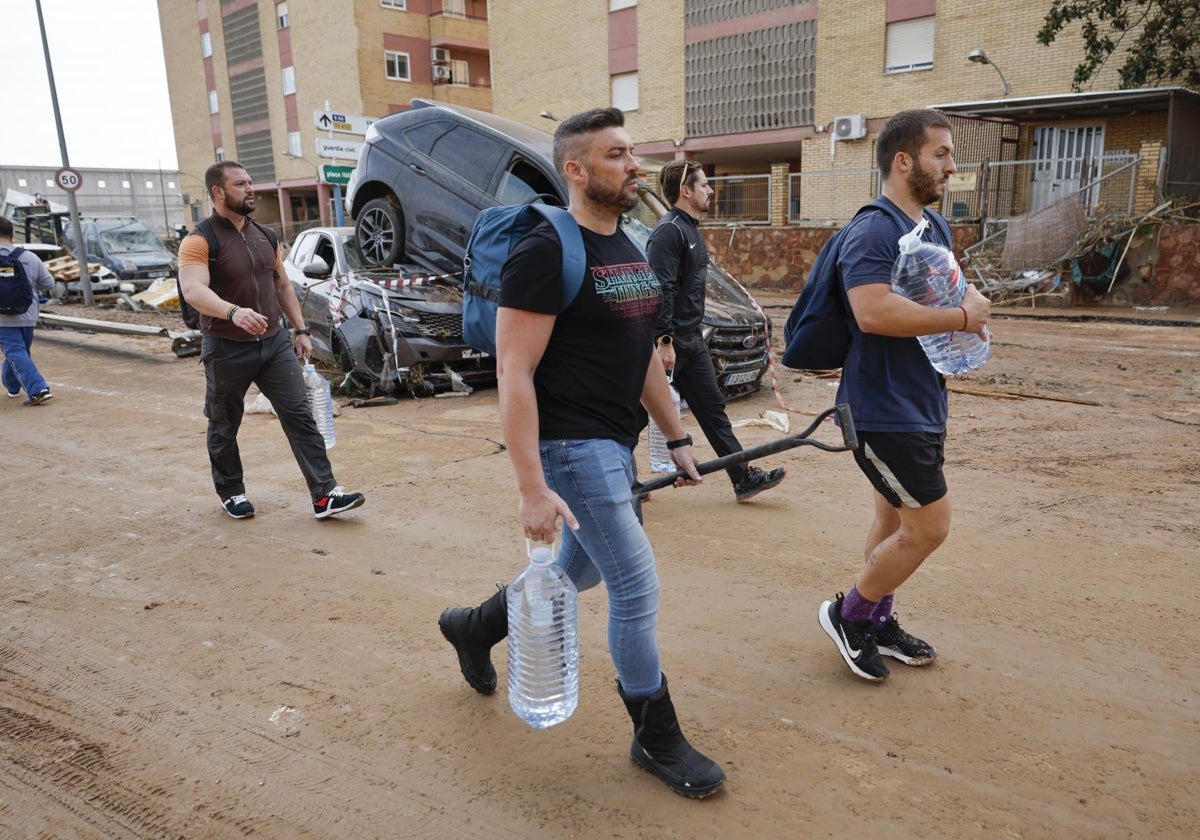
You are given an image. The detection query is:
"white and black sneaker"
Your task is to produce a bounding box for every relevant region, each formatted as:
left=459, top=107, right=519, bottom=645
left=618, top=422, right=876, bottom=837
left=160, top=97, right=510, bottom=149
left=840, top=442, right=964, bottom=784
left=221, top=494, right=255, bottom=519
left=313, top=486, right=365, bottom=519
left=875, top=614, right=937, bottom=665
left=818, top=594, right=889, bottom=681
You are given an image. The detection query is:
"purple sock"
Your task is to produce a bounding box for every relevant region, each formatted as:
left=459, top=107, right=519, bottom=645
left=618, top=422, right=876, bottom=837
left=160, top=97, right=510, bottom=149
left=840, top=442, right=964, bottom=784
left=872, top=594, right=894, bottom=628
left=840, top=586, right=878, bottom=623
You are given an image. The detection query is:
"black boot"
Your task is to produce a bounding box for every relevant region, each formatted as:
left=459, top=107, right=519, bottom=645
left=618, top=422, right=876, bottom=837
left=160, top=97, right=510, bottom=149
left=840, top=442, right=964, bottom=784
left=617, top=673, right=726, bottom=798
left=438, top=585, right=507, bottom=695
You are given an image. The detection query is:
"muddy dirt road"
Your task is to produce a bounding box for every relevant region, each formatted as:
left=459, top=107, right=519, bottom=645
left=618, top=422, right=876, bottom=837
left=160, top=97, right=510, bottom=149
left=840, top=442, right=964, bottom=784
left=1, top=305, right=1197, bottom=839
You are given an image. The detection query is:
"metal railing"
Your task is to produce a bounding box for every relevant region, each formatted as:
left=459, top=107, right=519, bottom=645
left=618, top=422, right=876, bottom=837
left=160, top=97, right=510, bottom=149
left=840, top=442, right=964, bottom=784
left=785, top=153, right=1144, bottom=225
left=707, top=173, right=771, bottom=224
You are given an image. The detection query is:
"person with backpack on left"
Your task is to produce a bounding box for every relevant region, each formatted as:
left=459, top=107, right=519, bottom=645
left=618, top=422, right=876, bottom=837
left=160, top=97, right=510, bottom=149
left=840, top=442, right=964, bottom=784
left=0, top=215, right=55, bottom=406
left=177, top=161, right=365, bottom=522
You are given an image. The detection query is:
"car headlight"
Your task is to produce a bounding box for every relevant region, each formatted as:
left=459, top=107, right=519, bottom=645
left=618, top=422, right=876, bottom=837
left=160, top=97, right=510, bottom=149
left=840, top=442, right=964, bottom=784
left=120, top=258, right=139, bottom=273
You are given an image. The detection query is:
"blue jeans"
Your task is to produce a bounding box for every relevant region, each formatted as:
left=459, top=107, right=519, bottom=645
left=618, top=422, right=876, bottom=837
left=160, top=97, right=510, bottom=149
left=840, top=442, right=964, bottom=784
left=0, top=326, right=48, bottom=397
left=541, top=438, right=662, bottom=698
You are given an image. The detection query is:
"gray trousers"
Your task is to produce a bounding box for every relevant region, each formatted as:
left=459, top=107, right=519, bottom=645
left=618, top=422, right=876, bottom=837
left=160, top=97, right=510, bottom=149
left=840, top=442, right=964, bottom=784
left=201, top=330, right=335, bottom=502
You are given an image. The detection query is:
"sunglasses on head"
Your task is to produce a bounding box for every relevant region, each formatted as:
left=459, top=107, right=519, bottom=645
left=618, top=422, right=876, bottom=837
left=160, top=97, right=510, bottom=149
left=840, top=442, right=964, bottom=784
left=677, top=162, right=697, bottom=195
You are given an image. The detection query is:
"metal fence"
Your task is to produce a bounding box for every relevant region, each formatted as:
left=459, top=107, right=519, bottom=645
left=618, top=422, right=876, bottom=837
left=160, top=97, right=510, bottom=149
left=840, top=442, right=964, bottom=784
left=707, top=173, right=771, bottom=224
left=783, top=153, right=1144, bottom=225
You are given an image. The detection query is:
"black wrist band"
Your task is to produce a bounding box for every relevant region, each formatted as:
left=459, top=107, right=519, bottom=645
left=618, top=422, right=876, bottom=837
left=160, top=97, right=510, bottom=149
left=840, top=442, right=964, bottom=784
left=666, top=434, right=692, bottom=450
left=293, top=328, right=310, bottom=337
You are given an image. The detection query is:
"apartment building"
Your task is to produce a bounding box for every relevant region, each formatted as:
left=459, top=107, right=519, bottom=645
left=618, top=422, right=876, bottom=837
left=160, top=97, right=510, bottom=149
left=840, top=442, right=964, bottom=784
left=490, top=0, right=1197, bottom=223
left=157, top=0, right=490, bottom=238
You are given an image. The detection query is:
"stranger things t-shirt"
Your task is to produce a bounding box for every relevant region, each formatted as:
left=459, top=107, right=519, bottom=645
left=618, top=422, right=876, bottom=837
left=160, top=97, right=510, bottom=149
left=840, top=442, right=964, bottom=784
left=499, top=220, right=660, bottom=448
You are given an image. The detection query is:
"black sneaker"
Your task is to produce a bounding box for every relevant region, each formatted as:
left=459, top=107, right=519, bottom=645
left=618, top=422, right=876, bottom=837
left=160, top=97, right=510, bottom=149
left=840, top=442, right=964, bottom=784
left=221, top=494, right=255, bottom=519
left=22, top=389, right=53, bottom=406
left=733, top=465, right=786, bottom=503
left=875, top=615, right=937, bottom=665
left=314, top=485, right=365, bottom=519
left=818, top=594, right=889, bottom=681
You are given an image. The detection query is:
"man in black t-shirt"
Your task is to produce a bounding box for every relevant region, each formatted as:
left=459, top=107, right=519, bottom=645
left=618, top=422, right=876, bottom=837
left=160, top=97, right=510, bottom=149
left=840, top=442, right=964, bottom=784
left=647, top=159, right=786, bottom=502
left=438, top=108, right=726, bottom=798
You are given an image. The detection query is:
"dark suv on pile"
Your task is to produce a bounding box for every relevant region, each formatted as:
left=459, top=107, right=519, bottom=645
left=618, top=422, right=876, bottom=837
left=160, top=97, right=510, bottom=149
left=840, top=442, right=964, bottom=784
left=345, top=99, right=769, bottom=399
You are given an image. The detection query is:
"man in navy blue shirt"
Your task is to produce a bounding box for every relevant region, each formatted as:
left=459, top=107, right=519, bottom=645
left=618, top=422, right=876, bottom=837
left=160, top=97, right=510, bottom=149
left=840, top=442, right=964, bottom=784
left=818, top=110, right=991, bottom=681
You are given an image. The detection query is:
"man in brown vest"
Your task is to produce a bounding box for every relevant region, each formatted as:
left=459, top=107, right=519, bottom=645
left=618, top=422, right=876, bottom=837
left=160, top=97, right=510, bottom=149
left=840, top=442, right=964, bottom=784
left=178, top=161, right=365, bottom=521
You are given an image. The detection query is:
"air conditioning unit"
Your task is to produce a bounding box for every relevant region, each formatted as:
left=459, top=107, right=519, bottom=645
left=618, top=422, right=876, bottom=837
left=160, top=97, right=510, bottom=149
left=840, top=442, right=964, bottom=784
left=833, top=114, right=868, bottom=141
left=432, top=64, right=452, bottom=82
left=431, top=47, right=451, bottom=64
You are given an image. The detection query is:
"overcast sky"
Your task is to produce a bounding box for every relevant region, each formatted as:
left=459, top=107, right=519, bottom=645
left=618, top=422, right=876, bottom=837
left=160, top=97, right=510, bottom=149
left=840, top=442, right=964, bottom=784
left=5, top=0, right=178, bottom=171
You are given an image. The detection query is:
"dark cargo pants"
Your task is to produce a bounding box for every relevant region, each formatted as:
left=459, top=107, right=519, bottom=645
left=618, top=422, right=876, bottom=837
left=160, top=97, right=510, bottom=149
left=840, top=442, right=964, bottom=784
left=670, top=330, right=749, bottom=486
left=201, top=330, right=335, bottom=502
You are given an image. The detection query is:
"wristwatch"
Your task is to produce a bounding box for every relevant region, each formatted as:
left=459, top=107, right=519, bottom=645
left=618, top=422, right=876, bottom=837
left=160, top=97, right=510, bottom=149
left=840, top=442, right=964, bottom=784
left=655, top=335, right=673, bottom=347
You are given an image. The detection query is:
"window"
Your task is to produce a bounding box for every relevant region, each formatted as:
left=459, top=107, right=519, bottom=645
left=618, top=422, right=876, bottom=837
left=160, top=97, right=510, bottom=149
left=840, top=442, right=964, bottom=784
left=381, top=0, right=406, bottom=8
left=288, top=131, right=302, bottom=157
left=277, top=2, right=289, bottom=28
left=17, top=178, right=27, bottom=187
left=885, top=16, right=934, bottom=73
left=496, top=159, right=556, bottom=205
left=442, top=0, right=466, bottom=15
left=216, top=146, right=225, bottom=162
left=201, top=32, right=212, bottom=57
left=122, top=180, right=131, bottom=189
left=208, top=90, right=219, bottom=114
left=612, top=72, right=639, bottom=112
left=146, top=180, right=155, bottom=189
left=282, top=66, right=296, bottom=95
left=98, top=180, right=106, bottom=188
left=385, top=50, right=411, bottom=81
left=45, top=179, right=54, bottom=188
left=428, top=126, right=505, bottom=192
left=610, top=0, right=637, bottom=9
left=168, top=181, right=176, bottom=189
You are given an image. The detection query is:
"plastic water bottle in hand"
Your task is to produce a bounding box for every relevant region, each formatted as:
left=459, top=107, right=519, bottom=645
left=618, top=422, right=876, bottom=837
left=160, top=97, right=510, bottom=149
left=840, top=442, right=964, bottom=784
left=890, top=218, right=990, bottom=376
left=303, top=363, right=337, bottom=449
left=646, top=379, right=682, bottom=473
left=507, top=543, right=579, bottom=729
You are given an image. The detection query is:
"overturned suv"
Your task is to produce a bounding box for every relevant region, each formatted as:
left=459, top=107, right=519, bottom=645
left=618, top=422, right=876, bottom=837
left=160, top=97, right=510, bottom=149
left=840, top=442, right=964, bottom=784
left=343, top=99, right=769, bottom=399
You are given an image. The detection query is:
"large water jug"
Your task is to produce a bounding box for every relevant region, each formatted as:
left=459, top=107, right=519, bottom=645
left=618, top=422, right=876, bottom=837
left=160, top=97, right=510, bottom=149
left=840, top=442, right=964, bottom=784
left=890, top=219, right=990, bottom=376
left=507, top=545, right=579, bottom=729
left=303, top=363, right=337, bottom=449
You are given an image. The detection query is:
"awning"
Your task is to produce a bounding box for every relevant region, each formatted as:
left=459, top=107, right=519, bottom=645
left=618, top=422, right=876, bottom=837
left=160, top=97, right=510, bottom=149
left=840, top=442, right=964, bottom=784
left=930, top=86, right=1200, bottom=122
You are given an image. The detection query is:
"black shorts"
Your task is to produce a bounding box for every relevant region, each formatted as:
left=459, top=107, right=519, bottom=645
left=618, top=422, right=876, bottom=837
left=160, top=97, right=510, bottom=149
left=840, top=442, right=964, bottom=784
left=853, top=430, right=947, bottom=508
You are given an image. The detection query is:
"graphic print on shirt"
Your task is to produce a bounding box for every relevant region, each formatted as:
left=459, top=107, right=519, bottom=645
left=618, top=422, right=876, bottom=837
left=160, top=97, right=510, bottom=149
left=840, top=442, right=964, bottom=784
left=591, top=260, right=660, bottom=324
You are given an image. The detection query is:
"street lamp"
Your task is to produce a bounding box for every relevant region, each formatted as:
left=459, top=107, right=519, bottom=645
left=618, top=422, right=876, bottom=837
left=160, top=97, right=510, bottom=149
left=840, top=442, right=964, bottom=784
left=968, top=49, right=1010, bottom=97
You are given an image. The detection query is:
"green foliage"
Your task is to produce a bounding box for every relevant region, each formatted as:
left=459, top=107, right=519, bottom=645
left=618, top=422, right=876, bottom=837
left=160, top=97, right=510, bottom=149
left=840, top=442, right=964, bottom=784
left=1038, top=0, right=1200, bottom=90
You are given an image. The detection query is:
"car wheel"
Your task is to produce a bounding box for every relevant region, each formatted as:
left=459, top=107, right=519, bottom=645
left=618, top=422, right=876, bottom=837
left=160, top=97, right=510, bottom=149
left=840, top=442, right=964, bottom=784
left=356, top=197, right=404, bottom=268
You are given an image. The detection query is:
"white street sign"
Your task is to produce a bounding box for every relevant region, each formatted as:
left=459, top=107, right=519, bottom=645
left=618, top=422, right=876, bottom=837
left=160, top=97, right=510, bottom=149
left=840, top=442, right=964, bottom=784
left=55, top=167, right=83, bottom=192
left=313, top=110, right=375, bottom=136
left=315, top=137, right=364, bottom=160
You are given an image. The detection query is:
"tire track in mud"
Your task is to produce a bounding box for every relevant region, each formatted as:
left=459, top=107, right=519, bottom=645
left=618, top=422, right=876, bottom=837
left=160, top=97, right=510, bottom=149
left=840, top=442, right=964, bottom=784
left=0, top=642, right=524, bottom=839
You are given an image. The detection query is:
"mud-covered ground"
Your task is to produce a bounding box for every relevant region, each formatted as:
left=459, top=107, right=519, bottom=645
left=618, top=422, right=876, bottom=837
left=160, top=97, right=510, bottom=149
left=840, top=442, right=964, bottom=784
left=1, top=300, right=1197, bottom=839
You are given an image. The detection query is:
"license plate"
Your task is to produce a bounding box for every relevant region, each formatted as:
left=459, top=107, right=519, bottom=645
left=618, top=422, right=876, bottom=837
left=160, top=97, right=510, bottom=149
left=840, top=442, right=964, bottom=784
left=147, top=270, right=170, bottom=278
left=461, top=348, right=489, bottom=359
left=723, top=369, right=759, bottom=387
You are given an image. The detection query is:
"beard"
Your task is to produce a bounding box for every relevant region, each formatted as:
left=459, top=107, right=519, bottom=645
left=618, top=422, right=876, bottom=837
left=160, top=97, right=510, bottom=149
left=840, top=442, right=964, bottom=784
left=224, top=194, right=255, bottom=217
left=907, top=158, right=944, bottom=206
left=583, top=169, right=639, bottom=214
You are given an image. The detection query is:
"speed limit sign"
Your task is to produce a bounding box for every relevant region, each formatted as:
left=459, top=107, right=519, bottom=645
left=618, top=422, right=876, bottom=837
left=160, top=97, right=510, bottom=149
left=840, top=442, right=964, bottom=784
left=55, top=167, right=83, bottom=192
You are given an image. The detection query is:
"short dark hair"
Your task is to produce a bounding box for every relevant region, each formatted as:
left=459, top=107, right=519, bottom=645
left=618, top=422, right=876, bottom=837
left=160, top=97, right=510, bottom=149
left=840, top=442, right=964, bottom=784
left=660, top=160, right=700, bottom=205
left=876, top=110, right=952, bottom=176
left=0, top=216, right=13, bottom=239
left=552, top=108, right=626, bottom=173
left=204, top=161, right=247, bottom=195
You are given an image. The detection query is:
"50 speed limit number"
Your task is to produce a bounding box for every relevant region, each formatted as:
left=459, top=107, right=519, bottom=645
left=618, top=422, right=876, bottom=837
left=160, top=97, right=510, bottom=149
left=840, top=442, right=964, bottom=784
left=55, top=167, right=83, bottom=192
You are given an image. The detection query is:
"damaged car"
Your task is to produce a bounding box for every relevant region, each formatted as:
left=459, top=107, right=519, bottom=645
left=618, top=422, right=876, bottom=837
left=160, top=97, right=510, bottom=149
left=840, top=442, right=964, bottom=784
left=283, top=226, right=494, bottom=396
left=346, top=99, right=769, bottom=400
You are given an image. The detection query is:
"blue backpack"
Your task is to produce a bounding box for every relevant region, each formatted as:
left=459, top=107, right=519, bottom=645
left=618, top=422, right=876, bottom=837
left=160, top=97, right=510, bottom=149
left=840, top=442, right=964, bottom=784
left=0, top=247, right=35, bottom=315
left=461, top=202, right=586, bottom=355
left=781, top=199, right=950, bottom=370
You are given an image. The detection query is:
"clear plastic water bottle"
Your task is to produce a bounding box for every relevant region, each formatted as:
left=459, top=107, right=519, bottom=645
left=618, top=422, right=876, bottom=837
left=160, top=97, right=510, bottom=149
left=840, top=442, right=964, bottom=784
left=890, top=218, right=991, bottom=376
left=646, top=380, right=682, bottom=473
left=507, top=544, right=579, bottom=729
left=303, top=363, right=337, bottom=449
